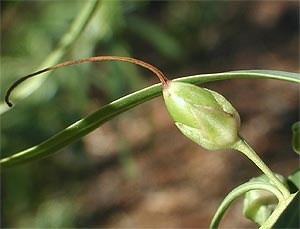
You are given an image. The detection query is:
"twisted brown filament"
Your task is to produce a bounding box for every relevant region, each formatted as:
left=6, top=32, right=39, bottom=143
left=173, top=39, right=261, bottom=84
left=5, top=56, right=169, bottom=107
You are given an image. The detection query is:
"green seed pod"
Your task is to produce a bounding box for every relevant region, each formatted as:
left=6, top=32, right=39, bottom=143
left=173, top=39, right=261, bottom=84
left=243, top=174, right=287, bottom=226
left=163, top=81, right=241, bottom=150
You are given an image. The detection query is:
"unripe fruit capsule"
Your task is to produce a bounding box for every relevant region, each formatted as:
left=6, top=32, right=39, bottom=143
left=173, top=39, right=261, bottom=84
left=163, top=81, right=241, bottom=150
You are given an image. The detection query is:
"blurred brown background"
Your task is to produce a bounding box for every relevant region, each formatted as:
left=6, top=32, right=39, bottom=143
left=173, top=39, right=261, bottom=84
left=1, top=1, right=299, bottom=228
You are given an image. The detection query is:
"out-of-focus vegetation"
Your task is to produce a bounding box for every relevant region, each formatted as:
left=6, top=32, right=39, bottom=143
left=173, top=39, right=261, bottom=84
left=1, top=1, right=299, bottom=228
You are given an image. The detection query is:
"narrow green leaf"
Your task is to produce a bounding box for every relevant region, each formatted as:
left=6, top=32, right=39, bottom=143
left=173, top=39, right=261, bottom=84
left=229, top=70, right=299, bottom=83
left=1, top=70, right=299, bottom=168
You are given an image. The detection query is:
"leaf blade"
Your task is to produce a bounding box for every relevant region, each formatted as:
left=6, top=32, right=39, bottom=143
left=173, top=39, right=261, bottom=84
left=1, top=70, right=299, bottom=167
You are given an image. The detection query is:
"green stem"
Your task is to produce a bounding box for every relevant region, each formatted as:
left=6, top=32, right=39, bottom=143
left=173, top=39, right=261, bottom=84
left=260, top=192, right=297, bottom=229
left=209, top=181, right=285, bottom=229
left=1, top=71, right=298, bottom=167
left=232, top=136, right=290, bottom=199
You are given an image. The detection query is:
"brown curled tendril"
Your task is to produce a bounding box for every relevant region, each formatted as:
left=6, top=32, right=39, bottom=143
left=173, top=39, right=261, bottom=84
left=5, top=56, right=169, bottom=107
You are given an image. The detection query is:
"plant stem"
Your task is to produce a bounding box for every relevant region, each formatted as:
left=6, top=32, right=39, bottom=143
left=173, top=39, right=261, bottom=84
left=209, top=181, right=285, bottom=229
left=260, top=192, right=297, bottom=229
left=5, top=56, right=168, bottom=107
left=0, top=0, right=99, bottom=113
left=232, top=136, right=290, bottom=199
left=1, top=71, right=298, bottom=167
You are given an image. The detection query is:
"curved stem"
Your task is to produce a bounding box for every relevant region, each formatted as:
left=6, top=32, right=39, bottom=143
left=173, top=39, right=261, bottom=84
left=1, top=0, right=99, bottom=112
left=232, top=136, right=291, bottom=199
left=1, top=71, right=298, bottom=167
left=209, top=181, right=285, bottom=229
left=5, top=56, right=168, bottom=107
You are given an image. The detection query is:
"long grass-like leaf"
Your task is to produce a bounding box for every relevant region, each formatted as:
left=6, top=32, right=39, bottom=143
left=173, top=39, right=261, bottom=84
left=1, top=70, right=299, bottom=168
